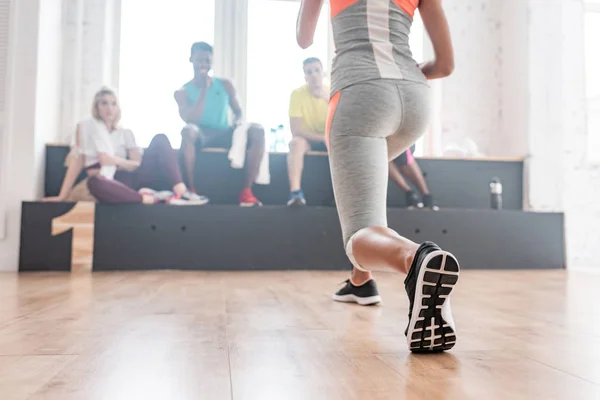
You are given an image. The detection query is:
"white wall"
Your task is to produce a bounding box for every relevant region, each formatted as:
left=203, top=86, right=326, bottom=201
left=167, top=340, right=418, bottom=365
left=499, top=0, right=529, bottom=159
left=0, top=0, right=123, bottom=271
left=61, top=0, right=119, bottom=143
left=35, top=0, right=63, bottom=192
left=556, top=0, right=598, bottom=268
left=441, top=0, right=503, bottom=157
left=0, top=0, right=62, bottom=270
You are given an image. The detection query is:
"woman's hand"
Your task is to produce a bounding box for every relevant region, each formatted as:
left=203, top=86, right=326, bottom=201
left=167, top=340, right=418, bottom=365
left=312, top=86, right=329, bottom=101
left=419, top=0, right=454, bottom=79
left=42, top=196, right=66, bottom=202
left=98, top=152, right=117, bottom=166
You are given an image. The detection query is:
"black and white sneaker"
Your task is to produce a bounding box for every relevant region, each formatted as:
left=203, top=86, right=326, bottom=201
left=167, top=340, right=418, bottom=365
left=333, top=279, right=382, bottom=306
left=406, top=190, right=424, bottom=209
left=422, top=194, right=439, bottom=211
left=404, top=242, right=459, bottom=352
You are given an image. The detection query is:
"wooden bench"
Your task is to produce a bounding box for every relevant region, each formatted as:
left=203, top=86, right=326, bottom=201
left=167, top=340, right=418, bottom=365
left=20, top=201, right=564, bottom=272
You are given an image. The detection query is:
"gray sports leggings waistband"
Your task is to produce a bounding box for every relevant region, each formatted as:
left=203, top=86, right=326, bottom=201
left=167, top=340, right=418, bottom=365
left=327, top=79, right=431, bottom=247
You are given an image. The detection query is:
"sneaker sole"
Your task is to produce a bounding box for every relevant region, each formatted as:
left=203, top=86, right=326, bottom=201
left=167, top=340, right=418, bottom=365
left=169, top=199, right=210, bottom=206
left=240, top=202, right=263, bottom=207
left=287, top=198, right=306, bottom=207
left=406, top=250, right=459, bottom=353
left=332, top=294, right=382, bottom=306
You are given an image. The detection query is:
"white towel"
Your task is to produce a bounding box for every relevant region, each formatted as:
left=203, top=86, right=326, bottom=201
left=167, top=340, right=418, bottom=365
left=228, top=122, right=270, bottom=185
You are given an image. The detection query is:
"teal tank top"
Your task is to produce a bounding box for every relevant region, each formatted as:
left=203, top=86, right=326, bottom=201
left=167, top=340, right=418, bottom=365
left=184, top=78, right=230, bottom=130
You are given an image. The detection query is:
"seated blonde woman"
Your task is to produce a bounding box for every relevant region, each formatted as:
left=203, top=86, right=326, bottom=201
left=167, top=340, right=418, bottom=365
left=44, top=87, right=208, bottom=205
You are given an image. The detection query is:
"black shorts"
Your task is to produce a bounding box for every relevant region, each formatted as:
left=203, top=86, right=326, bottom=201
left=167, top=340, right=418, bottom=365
left=196, top=126, right=234, bottom=149
left=396, top=144, right=416, bottom=166
left=308, top=140, right=328, bottom=152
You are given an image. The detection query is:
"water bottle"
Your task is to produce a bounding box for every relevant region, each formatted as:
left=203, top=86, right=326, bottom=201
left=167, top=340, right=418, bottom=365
left=490, top=177, right=503, bottom=210
left=276, top=124, right=286, bottom=152
left=269, top=127, right=277, bottom=152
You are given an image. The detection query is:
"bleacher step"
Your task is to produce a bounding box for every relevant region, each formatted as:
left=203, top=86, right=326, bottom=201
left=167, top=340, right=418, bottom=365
left=20, top=202, right=565, bottom=272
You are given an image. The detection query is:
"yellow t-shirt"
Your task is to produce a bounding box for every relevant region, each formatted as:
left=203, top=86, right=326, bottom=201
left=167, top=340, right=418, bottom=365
left=289, top=84, right=329, bottom=136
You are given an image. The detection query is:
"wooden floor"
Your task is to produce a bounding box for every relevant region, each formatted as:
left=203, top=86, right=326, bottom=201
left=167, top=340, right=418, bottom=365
left=1, top=270, right=599, bottom=400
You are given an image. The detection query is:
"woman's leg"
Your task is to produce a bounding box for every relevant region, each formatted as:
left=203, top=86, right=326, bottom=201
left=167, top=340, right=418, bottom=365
left=135, top=134, right=186, bottom=194
left=328, top=81, right=422, bottom=275
left=329, top=80, right=459, bottom=352
left=87, top=175, right=153, bottom=204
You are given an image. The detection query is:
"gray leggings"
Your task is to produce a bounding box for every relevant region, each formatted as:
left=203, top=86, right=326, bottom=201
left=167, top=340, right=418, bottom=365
left=328, top=79, right=431, bottom=247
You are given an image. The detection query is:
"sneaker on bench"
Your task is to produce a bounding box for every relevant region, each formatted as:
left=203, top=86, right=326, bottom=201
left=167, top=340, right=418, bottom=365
left=138, top=188, right=173, bottom=203
left=138, top=188, right=208, bottom=206
left=179, top=191, right=209, bottom=205
left=239, top=188, right=262, bottom=207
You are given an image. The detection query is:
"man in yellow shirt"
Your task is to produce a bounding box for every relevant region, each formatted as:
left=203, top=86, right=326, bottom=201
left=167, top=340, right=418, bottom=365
left=287, top=57, right=329, bottom=206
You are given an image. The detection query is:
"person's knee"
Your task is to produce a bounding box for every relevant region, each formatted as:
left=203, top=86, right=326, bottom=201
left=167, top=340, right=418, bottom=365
left=181, top=124, right=199, bottom=142
left=247, top=123, right=265, bottom=146
left=181, top=124, right=204, bottom=149
left=86, top=175, right=103, bottom=195
left=149, top=133, right=172, bottom=149
left=289, top=136, right=309, bottom=155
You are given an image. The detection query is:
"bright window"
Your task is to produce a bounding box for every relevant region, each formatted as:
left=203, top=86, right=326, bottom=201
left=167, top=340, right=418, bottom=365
left=119, top=0, right=215, bottom=147
left=246, top=0, right=331, bottom=151
left=410, top=11, right=426, bottom=156
left=585, top=1, right=600, bottom=161
left=410, top=11, right=425, bottom=64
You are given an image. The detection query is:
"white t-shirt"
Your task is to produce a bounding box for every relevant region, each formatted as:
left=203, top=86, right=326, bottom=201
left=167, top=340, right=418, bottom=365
left=74, top=118, right=138, bottom=168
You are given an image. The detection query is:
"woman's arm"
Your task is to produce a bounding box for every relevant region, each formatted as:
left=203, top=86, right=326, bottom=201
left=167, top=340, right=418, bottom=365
left=419, top=0, right=455, bottom=79
left=98, top=153, right=140, bottom=171
left=98, top=129, right=141, bottom=171
left=43, top=127, right=85, bottom=202
left=125, top=129, right=142, bottom=164
left=128, top=148, right=142, bottom=163
left=297, top=0, right=324, bottom=49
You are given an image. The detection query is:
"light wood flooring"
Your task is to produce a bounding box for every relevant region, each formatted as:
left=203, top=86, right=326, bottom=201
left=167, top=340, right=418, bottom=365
left=0, top=270, right=599, bottom=400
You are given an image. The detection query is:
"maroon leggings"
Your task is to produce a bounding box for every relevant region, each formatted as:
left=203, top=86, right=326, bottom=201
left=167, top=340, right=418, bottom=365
left=87, top=134, right=183, bottom=203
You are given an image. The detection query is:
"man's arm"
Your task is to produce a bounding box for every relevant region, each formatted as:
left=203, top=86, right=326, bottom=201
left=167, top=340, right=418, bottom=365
left=290, top=118, right=325, bottom=142
left=174, top=84, right=210, bottom=124
left=222, top=79, right=243, bottom=126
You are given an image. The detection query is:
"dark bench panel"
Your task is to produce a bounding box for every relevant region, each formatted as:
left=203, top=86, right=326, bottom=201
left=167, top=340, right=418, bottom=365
left=45, top=145, right=524, bottom=209
left=18, top=202, right=563, bottom=271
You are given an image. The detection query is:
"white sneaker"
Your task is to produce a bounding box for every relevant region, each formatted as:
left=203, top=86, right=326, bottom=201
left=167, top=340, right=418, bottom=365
left=180, top=191, right=210, bottom=205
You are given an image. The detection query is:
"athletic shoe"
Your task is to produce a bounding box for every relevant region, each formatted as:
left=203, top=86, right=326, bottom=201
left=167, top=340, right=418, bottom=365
left=168, top=194, right=209, bottom=206
left=139, top=188, right=208, bottom=206
left=181, top=191, right=210, bottom=205
left=138, top=188, right=173, bottom=202
left=332, top=279, right=382, bottom=306
left=422, top=194, right=440, bottom=211
left=239, top=188, right=263, bottom=207
left=406, top=190, right=424, bottom=209
left=404, top=241, right=459, bottom=352
left=287, top=190, right=307, bottom=206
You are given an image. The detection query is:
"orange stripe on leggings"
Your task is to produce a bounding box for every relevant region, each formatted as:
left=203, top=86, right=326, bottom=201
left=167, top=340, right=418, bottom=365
left=326, top=91, right=341, bottom=151
left=330, top=0, right=359, bottom=18
left=393, top=0, right=419, bottom=18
